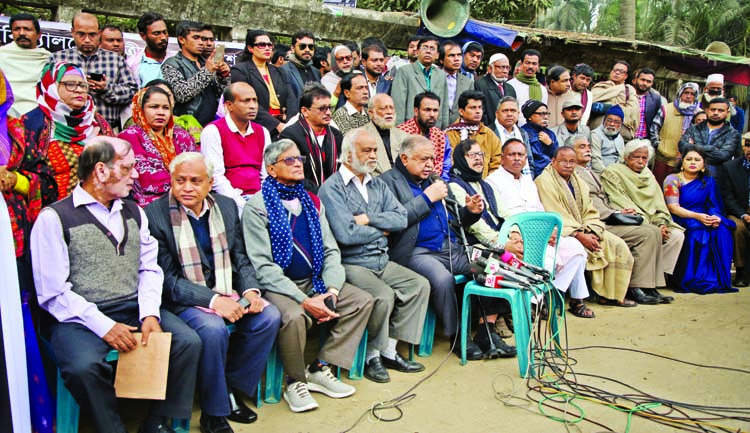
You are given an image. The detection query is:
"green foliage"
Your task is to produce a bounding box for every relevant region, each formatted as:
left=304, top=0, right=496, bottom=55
left=356, top=0, right=553, bottom=25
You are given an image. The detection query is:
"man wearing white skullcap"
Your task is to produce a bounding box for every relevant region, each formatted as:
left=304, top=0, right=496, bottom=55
left=700, top=73, right=725, bottom=108
left=474, top=52, right=517, bottom=126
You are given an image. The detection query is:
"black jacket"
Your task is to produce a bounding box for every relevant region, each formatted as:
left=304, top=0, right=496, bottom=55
left=231, top=60, right=297, bottom=137
left=279, top=120, right=343, bottom=194
left=718, top=157, right=750, bottom=219
left=144, top=193, right=261, bottom=314
left=379, top=160, right=481, bottom=266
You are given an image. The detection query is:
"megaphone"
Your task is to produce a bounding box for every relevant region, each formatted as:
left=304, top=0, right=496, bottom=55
left=420, top=0, right=470, bottom=38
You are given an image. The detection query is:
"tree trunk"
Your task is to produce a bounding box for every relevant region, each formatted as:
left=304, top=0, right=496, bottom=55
left=620, top=0, right=636, bottom=39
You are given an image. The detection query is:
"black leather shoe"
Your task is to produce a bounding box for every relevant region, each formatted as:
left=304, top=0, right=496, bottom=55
left=645, top=288, right=674, bottom=304
left=227, top=392, right=258, bottom=424
left=381, top=353, right=425, bottom=373
left=200, top=414, right=233, bottom=433
left=137, top=419, right=176, bottom=433
left=364, top=357, right=391, bottom=383
left=474, top=330, right=517, bottom=358
left=452, top=334, right=484, bottom=361
left=626, top=288, right=659, bottom=305
left=733, top=276, right=750, bottom=287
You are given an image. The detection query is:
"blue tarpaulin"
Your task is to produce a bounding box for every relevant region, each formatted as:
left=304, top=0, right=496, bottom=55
left=419, top=19, right=520, bottom=50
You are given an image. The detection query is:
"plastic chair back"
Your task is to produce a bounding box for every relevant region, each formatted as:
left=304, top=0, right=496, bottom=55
left=497, top=211, right=563, bottom=278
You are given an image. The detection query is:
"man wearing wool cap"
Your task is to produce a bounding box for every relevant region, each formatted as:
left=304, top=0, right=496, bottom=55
left=591, top=105, right=626, bottom=174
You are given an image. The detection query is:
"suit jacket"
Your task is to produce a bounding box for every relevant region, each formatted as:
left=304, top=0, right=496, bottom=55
left=144, top=193, right=262, bottom=314
left=379, top=165, right=481, bottom=266
left=474, top=74, right=516, bottom=127
left=362, top=121, right=409, bottom=175
left=230, top=60, right=297, bottom=136
left=391, top=62, right=450, bottom=129
left=280, top=60, right=321, bottom=103
left=279, top=120, right=343, bottom=193
left=448, top=73, right=475, bottom=124
left=718, top=157, right=750, bottom=219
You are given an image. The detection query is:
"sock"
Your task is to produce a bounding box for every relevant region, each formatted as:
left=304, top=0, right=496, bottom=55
left=381, top=338, right=399, bottom=360
left=308, top=358, right=328, bottom=373
left=365, top=347, right=380, bottom=363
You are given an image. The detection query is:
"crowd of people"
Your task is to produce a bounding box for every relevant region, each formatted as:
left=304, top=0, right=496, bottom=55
left=0, top=9, right=748, bottom=433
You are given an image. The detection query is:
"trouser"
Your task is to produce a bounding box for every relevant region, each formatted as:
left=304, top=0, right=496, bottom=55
left=407, top=240, right=507, bottom=336
left=548, top=236, right=589, bottom=300
left=662, top=228, right=686, bottom=275
left=729, top=214, right=750, bottom=274
left=50, top=301, right=201, bottom=433
left=344, top=262, right=430, bottom=350
left=178, top=304, right=280, bottom=415
left=264, top=282, right=373, bottom=383
left=609, top=223, right=665, bottom=288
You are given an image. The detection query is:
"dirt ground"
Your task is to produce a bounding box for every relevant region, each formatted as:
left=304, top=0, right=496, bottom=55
left=110, top=288, right=750, bottom=433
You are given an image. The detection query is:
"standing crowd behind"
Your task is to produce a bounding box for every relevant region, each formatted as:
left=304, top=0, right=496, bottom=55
left=0, top=10, right=747, bottom=433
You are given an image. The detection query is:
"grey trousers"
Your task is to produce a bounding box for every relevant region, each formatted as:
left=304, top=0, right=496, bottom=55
left=609, top=223, right=666, bottom=288
left=662, top=228, right=685, bottom=275
left=264, top=283, right=373, bottom=383
left=343, top=261, right=431, bottom=350
left=729, top=215, right=750, bottom=273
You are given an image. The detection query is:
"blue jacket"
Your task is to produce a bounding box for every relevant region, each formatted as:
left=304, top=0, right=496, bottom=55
left=521, top=122, right=559, bottom=178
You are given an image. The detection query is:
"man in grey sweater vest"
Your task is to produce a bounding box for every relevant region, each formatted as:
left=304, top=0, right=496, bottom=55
left=319, top=128, right=430, bottom=383
left=30, top=137, right=201, bottom=433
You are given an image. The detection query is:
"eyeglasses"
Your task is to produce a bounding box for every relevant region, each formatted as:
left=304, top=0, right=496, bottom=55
left=311, top=105, right=334, bottom=113
left=420, top=45, right=437, bottom=52
left=254, top=42, right=274, bottom=48
left=59, top=81, right=89, bottom=92
left=604, top=118, right=622, bottom=126
left=612, top=68, right=628, bottom=74
left=274, top=155, right=307, bottom=166
left=466, top=151, right=485, bottom=159
left=335, top=55, right=352, bottom=62
left=534, top=111, right=551, bottom=117
left=297, top=43, right=315, bottom=51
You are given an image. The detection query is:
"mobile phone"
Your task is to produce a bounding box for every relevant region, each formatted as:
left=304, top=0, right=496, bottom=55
left=214, top=44, right=225, bottom=64
left=88, top=72, right=104, bottom=81
left=324, top=295, right=336, bottom=312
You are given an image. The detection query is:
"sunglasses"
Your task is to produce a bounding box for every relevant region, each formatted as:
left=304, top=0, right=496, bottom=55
left=335, top=55, right=352, bottom=62
left=274, top=155, right=307, bottom=166
left=297, top=43, right=315, bottom=51
left=254, top=42, right=274, bottom=48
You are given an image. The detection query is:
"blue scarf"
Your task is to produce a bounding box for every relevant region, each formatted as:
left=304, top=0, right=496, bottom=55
left=261, top=176, right=327, bottom=295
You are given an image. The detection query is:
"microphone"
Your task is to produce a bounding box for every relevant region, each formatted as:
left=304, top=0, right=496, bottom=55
left=469, top=258, right=532, bottom=290
left=496, top=250, right=552, bottom=279
left=428, top=172, right=458, bottom=207
left=470, top=246, right=540, bottom=285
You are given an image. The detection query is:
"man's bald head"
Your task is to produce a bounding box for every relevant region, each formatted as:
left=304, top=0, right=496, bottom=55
left=71, top=12, right=100, bottom=55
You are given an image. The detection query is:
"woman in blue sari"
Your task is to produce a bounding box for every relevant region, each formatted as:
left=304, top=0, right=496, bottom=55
left=663, top=146, right=737, bottom=294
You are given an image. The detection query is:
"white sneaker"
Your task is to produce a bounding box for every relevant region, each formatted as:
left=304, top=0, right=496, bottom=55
left=283, top=381, right=319, bottom=413
left=306, top=365, right=356, bottom=398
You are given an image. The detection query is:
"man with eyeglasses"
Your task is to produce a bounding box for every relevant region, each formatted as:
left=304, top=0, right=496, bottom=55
left=590, top=105, right=626, bottom=174
left=162, top=20, right=230, bottom=127
left=520, top=100, right=559, bottom=177
left=589, top=60, right=640, bottom=141
left=391, top=35, right=449, bottom=129
left=653, top=82, right=701, bottom=185
left=51, top=12, right=138, bottom=131
left=281, top=30, right=322, bottom=102
left=321, top=45, right=354, bottom=95
left=127, top=12, right=170, bottom=87
left=242, top=138, right=374, bottom=413
left=280, top=84, right=343, bottom=193
left=445, top=90, right=502, bottom=178
left=0, top=12, right=50, bottom=116
left=474, top=53, right=516, bottom=127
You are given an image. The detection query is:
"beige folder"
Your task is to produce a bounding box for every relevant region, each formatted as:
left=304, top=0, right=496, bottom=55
left=114, top=332, right=172, bottom=400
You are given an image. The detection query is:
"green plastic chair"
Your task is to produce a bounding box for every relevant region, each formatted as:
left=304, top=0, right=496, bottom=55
left=459, top=211, right=564, bottom=377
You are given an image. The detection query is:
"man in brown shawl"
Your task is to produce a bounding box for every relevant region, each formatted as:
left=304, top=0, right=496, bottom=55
left=536, top=146, right=635, bottom=307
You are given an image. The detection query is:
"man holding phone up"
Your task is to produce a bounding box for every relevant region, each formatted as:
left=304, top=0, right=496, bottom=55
left=50, top=12, right=138, bottom=130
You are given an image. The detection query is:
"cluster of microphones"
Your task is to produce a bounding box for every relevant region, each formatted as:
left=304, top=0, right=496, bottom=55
left=468, top=246, right=552, bottom=290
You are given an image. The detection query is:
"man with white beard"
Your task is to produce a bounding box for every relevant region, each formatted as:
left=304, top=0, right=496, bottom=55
left=590, top=105, right=626, bottom=174
left=360, top=94, right=410, bottom=175
left=474, top=53, right=516, bottom=127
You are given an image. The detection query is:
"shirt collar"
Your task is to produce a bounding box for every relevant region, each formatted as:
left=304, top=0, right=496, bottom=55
left=72, top=184, right=123, bottom=214
left=340, top=165, right=371, bottom=186
left=224, top=114, right=255, bottom=137
left=182, top=199, right=210, bottom=219
left=344, top=102, right=362, bottom=115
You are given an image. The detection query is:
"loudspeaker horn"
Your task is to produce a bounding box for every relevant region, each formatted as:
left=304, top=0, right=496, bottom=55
left=420, top=0, right=470, bottom=38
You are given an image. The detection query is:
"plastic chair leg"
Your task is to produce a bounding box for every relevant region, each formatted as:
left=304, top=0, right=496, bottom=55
left=513, top=293, right=534, bottom=378
left=416, top=307, right=435, bottom=357
left=56, top=368, right=79, bottom=433
left=263, top=340, right=284, bottom=404
left=459, top=294, right=471, bottom=365
left=171, top=418, right=190, bottom=432
left=348, top=329, right=367, bottom=380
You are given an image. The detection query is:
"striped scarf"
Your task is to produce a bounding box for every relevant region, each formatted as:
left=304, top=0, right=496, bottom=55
left=261, top=176, right=327, bottom=295
left=36, top=62, right=96, bottom=146
left=170, top=193, right=233, bottom=295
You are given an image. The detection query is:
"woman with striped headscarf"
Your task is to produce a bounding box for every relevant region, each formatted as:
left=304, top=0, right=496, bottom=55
left=21, top=62, right=114, bottom=200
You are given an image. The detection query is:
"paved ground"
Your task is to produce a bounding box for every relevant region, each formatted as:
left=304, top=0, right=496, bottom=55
left=109, top=287, right=750, bottom=433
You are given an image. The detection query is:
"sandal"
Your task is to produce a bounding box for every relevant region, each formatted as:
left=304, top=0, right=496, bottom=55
left=495, top=318, right=514, bottom=338
left=597, top=297, right=637, bottom=308
left=568, top=301, right=595, bottom=318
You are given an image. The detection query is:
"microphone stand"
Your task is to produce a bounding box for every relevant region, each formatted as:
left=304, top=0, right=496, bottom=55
left=444, top=187, right=502, bottom=359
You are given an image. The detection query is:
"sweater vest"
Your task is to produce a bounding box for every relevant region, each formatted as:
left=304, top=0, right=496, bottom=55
left=49, top=197, right=141, bottom=308
left=213, top=117, right=265, bottom=195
